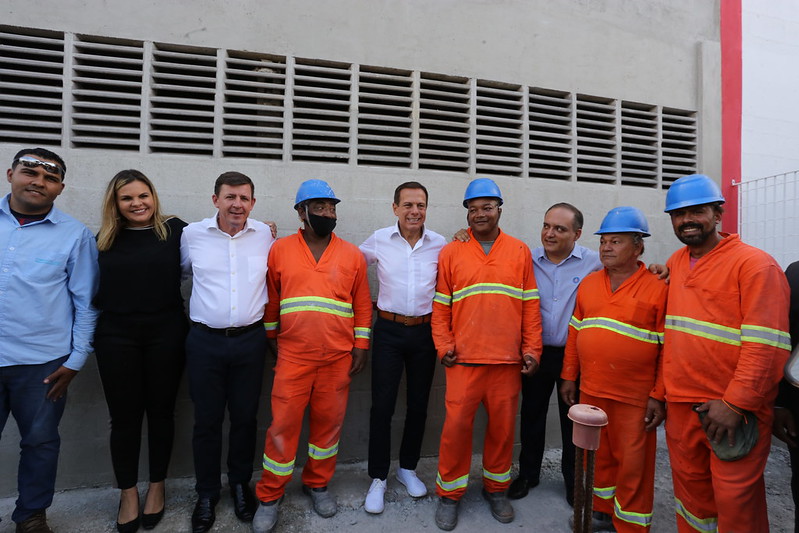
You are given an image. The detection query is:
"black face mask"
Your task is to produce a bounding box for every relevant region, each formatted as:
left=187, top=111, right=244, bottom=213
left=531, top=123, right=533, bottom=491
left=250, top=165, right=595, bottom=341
left=306, top=208, right=337, bottom=237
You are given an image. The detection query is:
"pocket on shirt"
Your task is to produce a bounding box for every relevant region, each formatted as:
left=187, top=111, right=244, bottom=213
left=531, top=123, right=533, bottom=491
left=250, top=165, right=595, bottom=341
left=247, top=255, right=268, bottom=284
left=331, top=265, right=357, bottom=301
left=24, top=252, right=68, bottom=283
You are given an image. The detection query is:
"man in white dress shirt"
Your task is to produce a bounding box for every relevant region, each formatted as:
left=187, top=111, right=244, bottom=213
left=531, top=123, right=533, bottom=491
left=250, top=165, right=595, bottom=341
left=180, top=172, right=275, bottom=533
left=359, top=181, right=447, bottom=514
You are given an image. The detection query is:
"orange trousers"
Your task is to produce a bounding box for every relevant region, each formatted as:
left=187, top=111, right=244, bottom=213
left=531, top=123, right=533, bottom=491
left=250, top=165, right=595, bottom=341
left=436, top=364, right=520, bottom=500
left=580, top=392, right=656, bottom=532
left=665, top=402, right=772, bottom=533
left=255, top=356, right=351, bottom=502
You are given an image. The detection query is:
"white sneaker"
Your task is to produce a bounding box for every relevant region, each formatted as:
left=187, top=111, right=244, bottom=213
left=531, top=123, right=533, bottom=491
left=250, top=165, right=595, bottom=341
left=397, top=468, right=427, bottom=498
left=364, top=478, right=386, bottom=514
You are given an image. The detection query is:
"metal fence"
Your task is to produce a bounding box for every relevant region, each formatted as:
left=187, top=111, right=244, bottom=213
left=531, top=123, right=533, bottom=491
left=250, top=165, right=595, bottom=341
left=736, top=169, right=799, bottom=269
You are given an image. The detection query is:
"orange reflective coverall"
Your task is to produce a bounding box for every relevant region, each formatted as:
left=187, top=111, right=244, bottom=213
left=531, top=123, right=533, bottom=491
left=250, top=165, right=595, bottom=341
left=664, top=233, right=790, bottom=533
left=255, top=230, right=372, bottom=502
left=432, top=228, right=542, bottom=499
left=562, top=262, right=667, bottom=532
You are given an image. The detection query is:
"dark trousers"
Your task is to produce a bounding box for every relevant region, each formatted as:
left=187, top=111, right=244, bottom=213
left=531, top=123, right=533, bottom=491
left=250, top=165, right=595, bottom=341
left=789, top=404, right=799, bottom=533
left=94, top=309, right=188, bottom=489
left=367, top=317, right=437, bottom=480
left=517, top=345, right=574, bottom=499
left=0, top=355, right=68, bottom=523
left=186, top=324, right=266, bottom=498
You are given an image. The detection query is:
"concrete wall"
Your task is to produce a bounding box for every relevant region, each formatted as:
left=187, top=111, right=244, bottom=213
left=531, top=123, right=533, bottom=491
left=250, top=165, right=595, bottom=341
left=0, top=0, right=721, bottom=495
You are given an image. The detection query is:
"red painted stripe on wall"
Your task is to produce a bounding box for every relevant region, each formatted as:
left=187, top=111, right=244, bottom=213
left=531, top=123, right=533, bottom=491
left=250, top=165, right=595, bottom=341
left=720, top=0, right=742, bottom=231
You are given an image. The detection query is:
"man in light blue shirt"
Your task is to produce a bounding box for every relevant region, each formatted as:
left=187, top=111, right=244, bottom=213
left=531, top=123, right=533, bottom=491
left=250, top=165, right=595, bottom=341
left=508, top=203, right=600, bottom=506
left=0, top=148, right=99, bottom=533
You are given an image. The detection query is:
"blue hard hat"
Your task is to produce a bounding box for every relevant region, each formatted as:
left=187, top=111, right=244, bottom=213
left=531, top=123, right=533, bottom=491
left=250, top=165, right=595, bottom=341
left=595, top=206, right=650, bottom=237
left=294, top=179, right=340, bottom=209
left=664, top=174, right=725, bottom=213
left=463, top=178, right=503, bottom=208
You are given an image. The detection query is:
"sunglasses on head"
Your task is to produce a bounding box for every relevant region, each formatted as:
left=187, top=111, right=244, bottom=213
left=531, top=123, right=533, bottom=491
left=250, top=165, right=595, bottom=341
left=13, top=156, right=65, bottom=178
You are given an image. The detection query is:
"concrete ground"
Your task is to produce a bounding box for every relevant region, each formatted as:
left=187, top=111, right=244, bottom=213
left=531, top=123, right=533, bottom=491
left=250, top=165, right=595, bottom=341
left=1, top=428, right=794, bottom=532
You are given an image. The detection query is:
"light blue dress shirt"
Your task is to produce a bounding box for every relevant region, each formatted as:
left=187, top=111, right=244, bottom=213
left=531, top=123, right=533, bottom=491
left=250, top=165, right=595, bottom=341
left=532, top=243, right=601, bottom=347
left=0, top=194, right=99, bottom=370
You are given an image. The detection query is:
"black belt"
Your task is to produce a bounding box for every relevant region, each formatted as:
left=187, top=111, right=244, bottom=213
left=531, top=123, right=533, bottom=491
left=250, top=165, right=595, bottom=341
left=192, top=321, right=262, bottom=337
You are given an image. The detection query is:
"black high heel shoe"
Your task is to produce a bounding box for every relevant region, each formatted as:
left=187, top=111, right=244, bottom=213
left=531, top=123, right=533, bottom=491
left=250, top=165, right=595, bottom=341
left=141, top=485, right=165, bottom=530
left=116, top=502, right=141, bottom=533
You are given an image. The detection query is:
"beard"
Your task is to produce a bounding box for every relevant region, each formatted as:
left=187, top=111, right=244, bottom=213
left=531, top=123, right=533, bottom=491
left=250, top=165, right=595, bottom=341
left=676, top=223, right=714, bottom=246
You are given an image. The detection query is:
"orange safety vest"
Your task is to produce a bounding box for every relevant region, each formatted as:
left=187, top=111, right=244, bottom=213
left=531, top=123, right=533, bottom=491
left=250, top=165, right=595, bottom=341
left=264, top=230, right=372, bottom=365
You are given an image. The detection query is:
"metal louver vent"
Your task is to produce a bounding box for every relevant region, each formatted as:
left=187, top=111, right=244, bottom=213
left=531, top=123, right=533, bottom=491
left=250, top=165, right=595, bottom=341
left=150, top=44, right=216, bottom=155
left=475, top=81, right=523, bottom=177
left=575, top=95, right=616, bottom=183
left=0, top=27, right=64, bottom=144
left=528, top=89, right=572, bottom=181
left=71, top=36, right=143, bottom=149
left=620, top=101, right=657, bottom=187
left=418, top=74, right=470, bottom=172
left=357, top=66, right=412, bottom=168
left=291, top=59, right=351, bottom=163
left=222, top=51, right=286, bottom=159
left=661, top=108, right=697, bottom=186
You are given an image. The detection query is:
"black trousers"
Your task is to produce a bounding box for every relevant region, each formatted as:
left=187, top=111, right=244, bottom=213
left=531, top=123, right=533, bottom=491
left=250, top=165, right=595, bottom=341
left=185, top=324, right=266, bottom=498
left=517, top=345, right=575, bottom=500
left=367, top=317, right=437, bottom=480
left=94, top=308, right=188, bottom=489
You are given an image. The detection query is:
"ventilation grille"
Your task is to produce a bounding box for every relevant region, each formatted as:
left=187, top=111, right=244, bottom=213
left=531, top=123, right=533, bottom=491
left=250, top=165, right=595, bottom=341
left=0, top=24, right=698, bottom=188
left=150, top=45, right=216, bottom=155
left=0, top=28, right=64, bottom=144
left=475, top=82, right=523, bottom=177
left=418, top=74, right=470, bottom=172
left=528, top=89, right=572, bottom=180
left=662, top=107, right=698, bottom=186
left=71, top=35, right=143, bottom=149
left=222, top=51, right=286, bottom=159
left=357, top=66, right=413, bottom=167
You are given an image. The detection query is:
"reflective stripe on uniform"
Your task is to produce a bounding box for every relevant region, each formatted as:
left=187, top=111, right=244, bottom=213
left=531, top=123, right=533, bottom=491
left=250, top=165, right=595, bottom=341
left=593, top=485, right=616, bottom=500
left=666, top=315, right=741, bottom=346
left=354, top=327, right=371, bottom=340
left=452, top=283, right=525, bottom=303
left=674, top=497, right=718, bottom=532
left=522, top=288, right=540, bottom=301
left=614, top=498, right=652, bottom=528
left=264, top=321, right=278, bottom=332
left=280, top=296, right=353, bottom=318
left=482, top=467, right=511, bottom=483
left=263, top=454, right=295, bottom=476
left=572, top=316, right=663, bottom=344
left=308, top=441, right=339, bottom=461
left=740, top=324, right=791, bottom=350
left=434, top=292, right=452, bottom=306
left=436, top=472, right=469, bottom=493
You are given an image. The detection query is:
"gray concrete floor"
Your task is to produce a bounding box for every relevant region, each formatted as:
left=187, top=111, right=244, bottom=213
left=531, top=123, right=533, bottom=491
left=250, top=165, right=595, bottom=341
left=1, top=428, right=795, bottom=532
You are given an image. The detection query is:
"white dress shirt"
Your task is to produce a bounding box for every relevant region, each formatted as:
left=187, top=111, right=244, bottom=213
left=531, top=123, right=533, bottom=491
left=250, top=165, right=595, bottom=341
left=180, top=214, right=275, bottom=328
left=360, top=223, right=446, bottom=317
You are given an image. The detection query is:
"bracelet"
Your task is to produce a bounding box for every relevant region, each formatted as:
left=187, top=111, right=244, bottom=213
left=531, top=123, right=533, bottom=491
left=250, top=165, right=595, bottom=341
left=722, top=399, right=745, bottom=418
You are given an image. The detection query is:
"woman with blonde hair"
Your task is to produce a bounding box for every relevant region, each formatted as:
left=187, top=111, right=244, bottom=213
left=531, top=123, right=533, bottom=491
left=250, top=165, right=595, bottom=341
left=94, top=170, right=188, bottom=532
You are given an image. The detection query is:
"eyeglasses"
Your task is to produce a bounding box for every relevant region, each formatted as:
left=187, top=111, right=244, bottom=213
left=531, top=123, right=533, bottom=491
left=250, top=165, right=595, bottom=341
left=13, top=156, right=65, bottom=178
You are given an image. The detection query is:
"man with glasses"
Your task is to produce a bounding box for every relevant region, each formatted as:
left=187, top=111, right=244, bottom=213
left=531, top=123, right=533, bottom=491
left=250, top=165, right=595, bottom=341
left=253, top=180, right=372, bottom=533
left=0, top=148, right=99, bottom=533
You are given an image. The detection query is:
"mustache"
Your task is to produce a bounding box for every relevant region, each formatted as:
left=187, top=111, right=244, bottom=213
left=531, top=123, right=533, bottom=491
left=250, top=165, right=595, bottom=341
left=678, top=223, right=703, bottom=232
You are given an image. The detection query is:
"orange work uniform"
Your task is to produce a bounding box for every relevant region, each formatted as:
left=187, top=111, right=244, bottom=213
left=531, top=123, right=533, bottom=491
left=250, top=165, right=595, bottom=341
left=432, top=228, right=542, bottom=499
left=561, top=262, right=667, bottom=532
left=663, top=233, right=790, bottom=533
left=255, top=230, right=372, bottom=502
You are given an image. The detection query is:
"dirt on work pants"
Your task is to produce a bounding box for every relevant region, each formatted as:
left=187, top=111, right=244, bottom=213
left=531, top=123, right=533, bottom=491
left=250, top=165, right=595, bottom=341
left=580, top=392, right=656, bottom=532
left=665, top=401, right=772, bottom=533
left=435, top=363, right=520, bottom=500
left=255, top=355, right=352, bottom=503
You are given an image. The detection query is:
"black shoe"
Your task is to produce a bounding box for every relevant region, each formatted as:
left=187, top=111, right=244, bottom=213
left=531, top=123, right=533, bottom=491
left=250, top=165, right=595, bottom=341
left=141, top=507, right=163, bottom=530
left=191, top=497, right=218, bottom=533
left=230, top=482, right=257, bottom=522
left=507, top=476, right=539, bottom=500
left=116, top=501, right=140, bottom=533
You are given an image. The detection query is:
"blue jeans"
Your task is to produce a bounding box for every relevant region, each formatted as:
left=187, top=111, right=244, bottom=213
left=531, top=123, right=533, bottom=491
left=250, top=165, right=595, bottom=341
left=0, top=355, right=68, bottom=523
